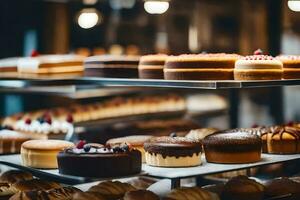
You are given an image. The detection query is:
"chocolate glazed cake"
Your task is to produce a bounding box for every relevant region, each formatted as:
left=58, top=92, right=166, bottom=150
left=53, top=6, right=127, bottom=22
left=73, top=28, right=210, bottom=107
left=84, top=55, right=140, bottom=78
left=57, top=143, right=141, bottom=178
left=203, top=131, right=262, bottom=164
left=144, top=137, right=202, bottom=167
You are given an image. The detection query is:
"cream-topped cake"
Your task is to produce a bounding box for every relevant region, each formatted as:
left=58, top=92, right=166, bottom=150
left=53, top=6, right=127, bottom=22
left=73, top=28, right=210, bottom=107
left=276, top=55, right=300, bottom=79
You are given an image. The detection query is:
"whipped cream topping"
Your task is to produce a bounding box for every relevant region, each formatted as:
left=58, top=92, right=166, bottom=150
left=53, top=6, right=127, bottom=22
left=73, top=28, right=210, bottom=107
left=235, top=55, right=283, bottom=70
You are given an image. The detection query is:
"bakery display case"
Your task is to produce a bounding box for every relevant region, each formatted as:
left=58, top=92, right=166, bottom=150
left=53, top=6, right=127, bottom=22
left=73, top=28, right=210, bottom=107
left=2, top=0, right=300, bottom=199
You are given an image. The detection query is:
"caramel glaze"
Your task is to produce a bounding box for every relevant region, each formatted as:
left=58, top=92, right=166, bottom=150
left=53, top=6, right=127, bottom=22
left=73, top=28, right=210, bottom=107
left=144, top=137, right=202, bottom=158
left=203, top=131, right=262, bottom=152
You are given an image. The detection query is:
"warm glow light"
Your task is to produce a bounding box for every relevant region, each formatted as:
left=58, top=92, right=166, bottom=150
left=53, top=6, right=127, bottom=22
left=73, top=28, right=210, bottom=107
left=288, top=0, right=300, bottom=12
left=77, top=9, right=101, bottom=29
left=144, top=1, right=169, bottom=14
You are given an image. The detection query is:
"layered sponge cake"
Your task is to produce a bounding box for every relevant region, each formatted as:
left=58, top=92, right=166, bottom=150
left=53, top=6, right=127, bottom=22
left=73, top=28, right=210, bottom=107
left=138, top=54, right=168, bottom=79
left=276, top=55, right=300, bottom=79
left=164, top=53, right=240, bottom=80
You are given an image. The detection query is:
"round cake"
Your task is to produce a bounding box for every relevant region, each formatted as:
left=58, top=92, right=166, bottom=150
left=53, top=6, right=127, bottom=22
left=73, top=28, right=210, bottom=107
left=164, top=53, right=240, bottom=80
left=222, top=176, right=264, bottom=200
left=203, top=131, right=262, bottom=164
left=144, top=136, right=202, bottom=167
left=276, top=55, right=300, bottom=79
left=265, top=125, right=300, bottom=154
left=106, top=135, right=154, bottom=163
left=84, top=55, right=140, bottom=78
left=138, top=54, right=168, bottom=79
left=21, top=140, right=74, bottom=169
left=57, top=142, right=142, bottom=178
left=234, top=52, right=283, bottom=80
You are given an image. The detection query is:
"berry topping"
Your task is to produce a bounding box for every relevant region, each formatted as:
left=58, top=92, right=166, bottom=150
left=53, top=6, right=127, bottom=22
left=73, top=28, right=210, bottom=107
left=120, top=144, right=129, bottom=152
left=112, top=146, right=123, bottom=153
left=37, top=117, right=45, bottom=124
left=76, top=140, right=86, bottom=149
left=25, top=118, right=31, bottom=125
left=251, top=124, right=259, bottom=128
left=83, top=144, right=91, bottom=152
left=44, top=116, right=52, bottom=124
left=66, top=114, right=73, bottom=123
left=30, top=50, right=39, bottom=57
left=254, top=49, right=263, bottom=55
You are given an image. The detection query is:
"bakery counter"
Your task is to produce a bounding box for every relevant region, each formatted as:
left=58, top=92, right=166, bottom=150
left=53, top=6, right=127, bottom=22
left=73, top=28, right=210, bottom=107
left=2, top=75, right=300, bottom=90
left=1, top=154, right=300, bottom=187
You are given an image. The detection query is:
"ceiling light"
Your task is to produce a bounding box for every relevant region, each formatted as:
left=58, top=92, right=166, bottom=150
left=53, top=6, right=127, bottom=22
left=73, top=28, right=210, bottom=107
left=288, top=0, right=300, bottom=12
left=77, top=8, right=101, bottom=29
left=144, top=0, right=169, bottom=14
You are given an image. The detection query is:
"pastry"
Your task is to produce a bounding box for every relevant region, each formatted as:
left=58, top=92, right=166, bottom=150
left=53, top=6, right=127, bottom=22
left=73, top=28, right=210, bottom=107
left=164, top=187, right=220, bottom=200
left=57, top=142, right=142, bottom=177
left=0, top=130, right=31, bottom=154
left=72, top=191, right=106, bottom=200
left=221, top=176, right=264, bottom=200
left=21, top=140, right=74, bottom=169
left=88, top=181, right=136, bottom=199
left=264, top=177, right=300, bottom=200
left=185, top=128, right=219, bottom=141
left=10, top=186, right=79, bottom=200
left=234, top=51, right=283, bottom=80
left=0, top=170, right=33, bottom=184
left=276, top=55, right=300, bottom=79
left=126, top=177, right=157, bottom=190
left=124, top=190, right=159, bottom=200
left=106, top=135, right=154, bottom=162
left=164, top=53, right=240, bottom=80
left=84, top=55, right=140, bottom=78
left=17, top=54, right=85, bottom=74
left=138, top=54, right=168, bottom=79
left=144, top=136, right=202, bottom=167
left=12, top=179, right=61, bottom=191
left=265, top=126, right=300, bottom=154
left=203, top=131, right=262, bottom=164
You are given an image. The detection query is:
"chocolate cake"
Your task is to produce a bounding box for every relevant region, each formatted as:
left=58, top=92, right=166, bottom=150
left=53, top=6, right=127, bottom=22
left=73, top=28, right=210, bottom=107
left=203, top=131, right=262, bottom=164
left=57, top=142, right=141, bottom=178
left=84, top=55, right=140, bottom=78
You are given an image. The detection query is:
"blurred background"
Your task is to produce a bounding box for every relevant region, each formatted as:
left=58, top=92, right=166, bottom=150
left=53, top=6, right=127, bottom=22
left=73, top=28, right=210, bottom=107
left=1, top=0, right=300, bottom=128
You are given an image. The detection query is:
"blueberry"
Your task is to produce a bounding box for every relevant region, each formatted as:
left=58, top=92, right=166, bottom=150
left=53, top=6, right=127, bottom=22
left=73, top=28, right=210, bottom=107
left=37, top=117, right=44, bottom=123
left=170, top=132, right=177, bottom=137
left=113, top=146, right=121, bottom=153
left=121, top=144, right=129, bottom=152
left=83, top=144, right=91, bottom=152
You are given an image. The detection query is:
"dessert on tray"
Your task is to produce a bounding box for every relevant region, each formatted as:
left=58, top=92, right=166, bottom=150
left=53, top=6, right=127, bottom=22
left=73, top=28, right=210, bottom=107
left=276, top=55, right=300, bottom=79
left=57, top=142, right=142, bottom=177
left=144, top=136, right=202, bottom=167
left=234, top=49, right=283, bottom=80
left=203, top=130, right=262, bottom=164
left=164, top=53, right=240, bottom=80
left=84, top=55, right=140, bottom=78
left=21, top=139, right=74, bottom=169
left=138, top=54, right=168, bottom=79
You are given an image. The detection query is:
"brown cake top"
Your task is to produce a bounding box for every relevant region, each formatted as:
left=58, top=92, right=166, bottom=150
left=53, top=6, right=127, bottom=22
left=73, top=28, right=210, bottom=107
left=224, top=176, right=264, bottom=193
left=144, top=137, right=202, bottom=158
left=203, top=131, right=262, bottom=152
left=267, top=126, right=300, bottom=140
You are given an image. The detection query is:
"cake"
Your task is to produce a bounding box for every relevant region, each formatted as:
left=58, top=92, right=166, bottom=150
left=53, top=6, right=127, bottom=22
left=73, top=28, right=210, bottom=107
left=144, top=136, right=202, bottom=167
left=57, top=142, right=142, bottom=178
left=203, top=131, right=262, bottom=164
left=264, top=177, right=300, bottom=200
left=124, top=190, right=160, bottom=200
left=88, top=181, right=136, bottom=199
left=234, top=50, right=283, bottom=80
left=164, top=53, right=240, bottom=80
left=164, top=187, right=220, bottom=200
left=276, top=55, right=300, bottom=79
left=17, top=54, right=85, bottom=74
left=138, top=54, right=168, bottom=79
left=265, top=125, right=300, bottom=154
left=221, top=176, right=264, bottom=200
left=106, top=135, right=154, bottom=162
left=84, top=55, right=140, bottom=78
left=0, top=130, right=31, bottom=154
left=0, top=57, right=19, bottom=74
left=21, top=140, right=74, bottom=169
